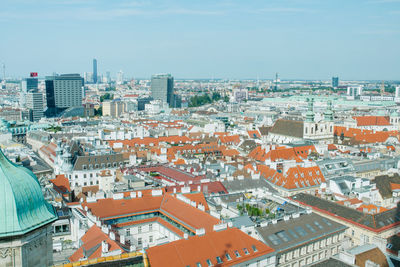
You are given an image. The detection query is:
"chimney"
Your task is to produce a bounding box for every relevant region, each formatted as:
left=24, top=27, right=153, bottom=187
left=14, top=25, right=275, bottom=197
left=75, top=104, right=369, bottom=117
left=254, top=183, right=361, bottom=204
left=101, top=240, right=109, bottom=253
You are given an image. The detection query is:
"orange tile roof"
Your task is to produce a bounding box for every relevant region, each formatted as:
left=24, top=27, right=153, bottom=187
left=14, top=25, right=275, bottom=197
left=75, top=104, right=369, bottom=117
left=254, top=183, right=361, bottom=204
left=160, top=194, right=220, bottom=232
left=50, top=174, right=71, bottom=194
left=182, top=192, right=210, bottom=211
left=69, top=225, right=122, bottom=262
left=334, top=126, right=399, bottom=144
left=258, top=164, right=325, bottom=190
left=357, top=204, right=389, bottom=214
left=249, top=145, right=315, bottom=163
left=390, top=183, right=400, bottom=191
left=146, top=228, right=274, bottom=267
left=353, top=116, right=391, bottom=126
left=247, top=130, right=261, bottom=139
left=218, top=134, right=241, bottom=145
left=81, top=191, right=219, bottom=234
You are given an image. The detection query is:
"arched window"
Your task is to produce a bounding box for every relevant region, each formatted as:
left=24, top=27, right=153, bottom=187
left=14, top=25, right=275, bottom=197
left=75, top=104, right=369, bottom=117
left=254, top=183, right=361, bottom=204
left=311, top=127, right=314, bottom=134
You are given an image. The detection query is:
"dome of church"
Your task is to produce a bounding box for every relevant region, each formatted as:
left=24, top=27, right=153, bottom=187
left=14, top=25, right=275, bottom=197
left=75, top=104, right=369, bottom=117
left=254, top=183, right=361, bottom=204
left=0, top=149, right=57, bottom=238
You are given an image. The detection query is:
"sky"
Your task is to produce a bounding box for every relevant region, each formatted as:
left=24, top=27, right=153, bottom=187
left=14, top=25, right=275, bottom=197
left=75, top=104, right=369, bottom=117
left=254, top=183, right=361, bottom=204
left=0, top=0, right=399, bottom=80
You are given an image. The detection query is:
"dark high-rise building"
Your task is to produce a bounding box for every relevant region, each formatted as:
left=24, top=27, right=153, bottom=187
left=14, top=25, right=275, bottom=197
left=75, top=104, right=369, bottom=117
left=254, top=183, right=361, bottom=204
left=332, top=77, right=339, bottom=87
left=151, top=74, right=174, bottom=107
left=45, top=74, right=83, bottom=117
left=93, top=58, right=98, bottom=84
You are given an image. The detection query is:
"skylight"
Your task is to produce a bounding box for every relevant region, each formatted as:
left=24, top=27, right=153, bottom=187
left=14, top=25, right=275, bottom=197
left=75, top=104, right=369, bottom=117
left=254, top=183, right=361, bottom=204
left=294, top=226, right=307, bottom=237
left=216, top=256, right=222, bottom=264
left=305, top=224, right=316, bottom=233
left=206, top=259, right=213, bottom=266
left=243, top=248, right=249, bottom=255
left=252, top=245, right=258, bottom=252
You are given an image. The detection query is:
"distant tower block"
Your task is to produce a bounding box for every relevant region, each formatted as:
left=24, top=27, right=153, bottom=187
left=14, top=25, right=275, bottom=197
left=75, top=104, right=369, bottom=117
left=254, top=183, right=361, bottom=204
left=381, top=81, right=385, bottom=95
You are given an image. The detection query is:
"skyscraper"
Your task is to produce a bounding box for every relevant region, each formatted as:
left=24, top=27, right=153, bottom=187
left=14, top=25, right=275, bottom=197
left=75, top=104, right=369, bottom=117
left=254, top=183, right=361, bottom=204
left=116, top=70, right=124, bottom=85
left=26, top=91, right=44, bottom=122
left=332, top=77, right=339, bottom=87
left=20, top=77, right=38, bottom=107
left=93, top=58, right=98, bottom=84
left=45, top=74, right=83, bottom=117
left=151, top=74, right=174, bottom=107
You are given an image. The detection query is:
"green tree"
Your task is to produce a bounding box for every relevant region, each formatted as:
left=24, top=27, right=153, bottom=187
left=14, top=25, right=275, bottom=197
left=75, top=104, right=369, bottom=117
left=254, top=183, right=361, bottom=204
left=100, top=93, right=113, bottom=102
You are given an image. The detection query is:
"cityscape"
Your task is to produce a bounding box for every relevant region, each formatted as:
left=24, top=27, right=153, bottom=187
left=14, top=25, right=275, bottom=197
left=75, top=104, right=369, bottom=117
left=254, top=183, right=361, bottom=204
left=1, top=1, right=400, bottom=267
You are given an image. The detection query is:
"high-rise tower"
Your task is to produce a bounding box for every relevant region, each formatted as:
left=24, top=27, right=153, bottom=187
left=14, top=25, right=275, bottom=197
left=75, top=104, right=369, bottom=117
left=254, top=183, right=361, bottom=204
left=151, top=74, right=174, bottom=107
left=93, top=58, right=98, bottom=84
left=45, top=73, right=83, bottom=117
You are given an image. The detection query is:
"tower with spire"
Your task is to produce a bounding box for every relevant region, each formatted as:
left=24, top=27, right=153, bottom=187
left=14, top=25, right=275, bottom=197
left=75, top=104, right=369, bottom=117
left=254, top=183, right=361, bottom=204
left=303, top=98, right=334, bottom=143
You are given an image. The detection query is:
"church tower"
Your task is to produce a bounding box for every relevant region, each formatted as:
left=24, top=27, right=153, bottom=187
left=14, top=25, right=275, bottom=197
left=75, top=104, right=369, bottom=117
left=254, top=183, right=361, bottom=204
left=303, top=98, right=315, bottom=138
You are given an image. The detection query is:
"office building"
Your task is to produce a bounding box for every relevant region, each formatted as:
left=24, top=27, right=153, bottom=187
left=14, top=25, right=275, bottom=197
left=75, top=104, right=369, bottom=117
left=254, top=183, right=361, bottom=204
left=26, top=91, right=44, bottom=122
left=332, top=77, right=339, bottom=87
left=93, top=58, right=98, bottom=84
left=83, top=72, right=93, bottom=84
left=45, top=74, right=83, bottom=117
left=347, top=86, right=363, bottom=99
left=151, top=74, right=174, bottom=107
left=20, top=77, right=39, bottom=108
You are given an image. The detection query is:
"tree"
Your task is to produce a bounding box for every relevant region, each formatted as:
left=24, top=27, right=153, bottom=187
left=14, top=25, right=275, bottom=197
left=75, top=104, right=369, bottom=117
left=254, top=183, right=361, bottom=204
left=94, top=106, right=102, bottom=116
left=100, top=93, right=113, bottom=102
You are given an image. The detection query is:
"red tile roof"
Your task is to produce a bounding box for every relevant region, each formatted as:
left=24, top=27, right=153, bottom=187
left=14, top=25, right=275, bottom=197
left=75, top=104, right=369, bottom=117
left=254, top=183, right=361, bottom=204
left=81, top=191, right=220, bottom=234
left=258, top=165, right=325, bottom=190
left=69, top=225, right=122, bottom=262
left=247, top=130, right=261, bottom=139
left=146, top=228, right=274, bottom=267
left=353, top=116, right=391, bottom=126
left=50, top=174, right=71, bottom=195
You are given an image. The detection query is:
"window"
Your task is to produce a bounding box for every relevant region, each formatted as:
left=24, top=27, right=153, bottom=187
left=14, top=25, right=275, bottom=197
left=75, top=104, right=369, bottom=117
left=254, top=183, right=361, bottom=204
left=138, top=226, right=142, bottom=233
left=234, top=250, right=241, bottom=257
left=90, top=173, right=93, bottom=178
left=225, top=253, right=232, bottom=260
left=149, top=224, right=153, bottom=231
left=216, top=256, right=222, bottom=264
left=252, top=245, right=258, bottom=252
left=149, top=236, right=153, bottom=243
left=84, top=182, right=87, bottom=186
left=126, top=228, right=130, bottom=236
left=138, top=237, right=142, bottom=246
left=206, top=259, right=212, bottom=266
left=196, top=263, right=202, bottom=267
left=84, top=174, right=87, bottom=178
left=243, top=248, right=249, bottom=255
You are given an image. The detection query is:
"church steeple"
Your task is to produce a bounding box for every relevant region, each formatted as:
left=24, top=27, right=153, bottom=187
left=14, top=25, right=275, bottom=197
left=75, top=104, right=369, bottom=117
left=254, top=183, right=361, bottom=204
left=324, top=100, right=334, bottom=122
left=305, top=98, right=315, bottom=122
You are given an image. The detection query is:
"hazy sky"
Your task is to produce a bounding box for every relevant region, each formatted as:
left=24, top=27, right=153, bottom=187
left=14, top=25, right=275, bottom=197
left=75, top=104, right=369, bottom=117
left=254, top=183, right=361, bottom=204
left=1, top=0, right=399, bottom=80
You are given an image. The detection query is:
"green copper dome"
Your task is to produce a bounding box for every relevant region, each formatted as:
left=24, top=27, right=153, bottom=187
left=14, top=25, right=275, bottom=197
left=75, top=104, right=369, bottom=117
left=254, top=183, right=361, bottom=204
left=0, top=149, right=57, bottom=238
